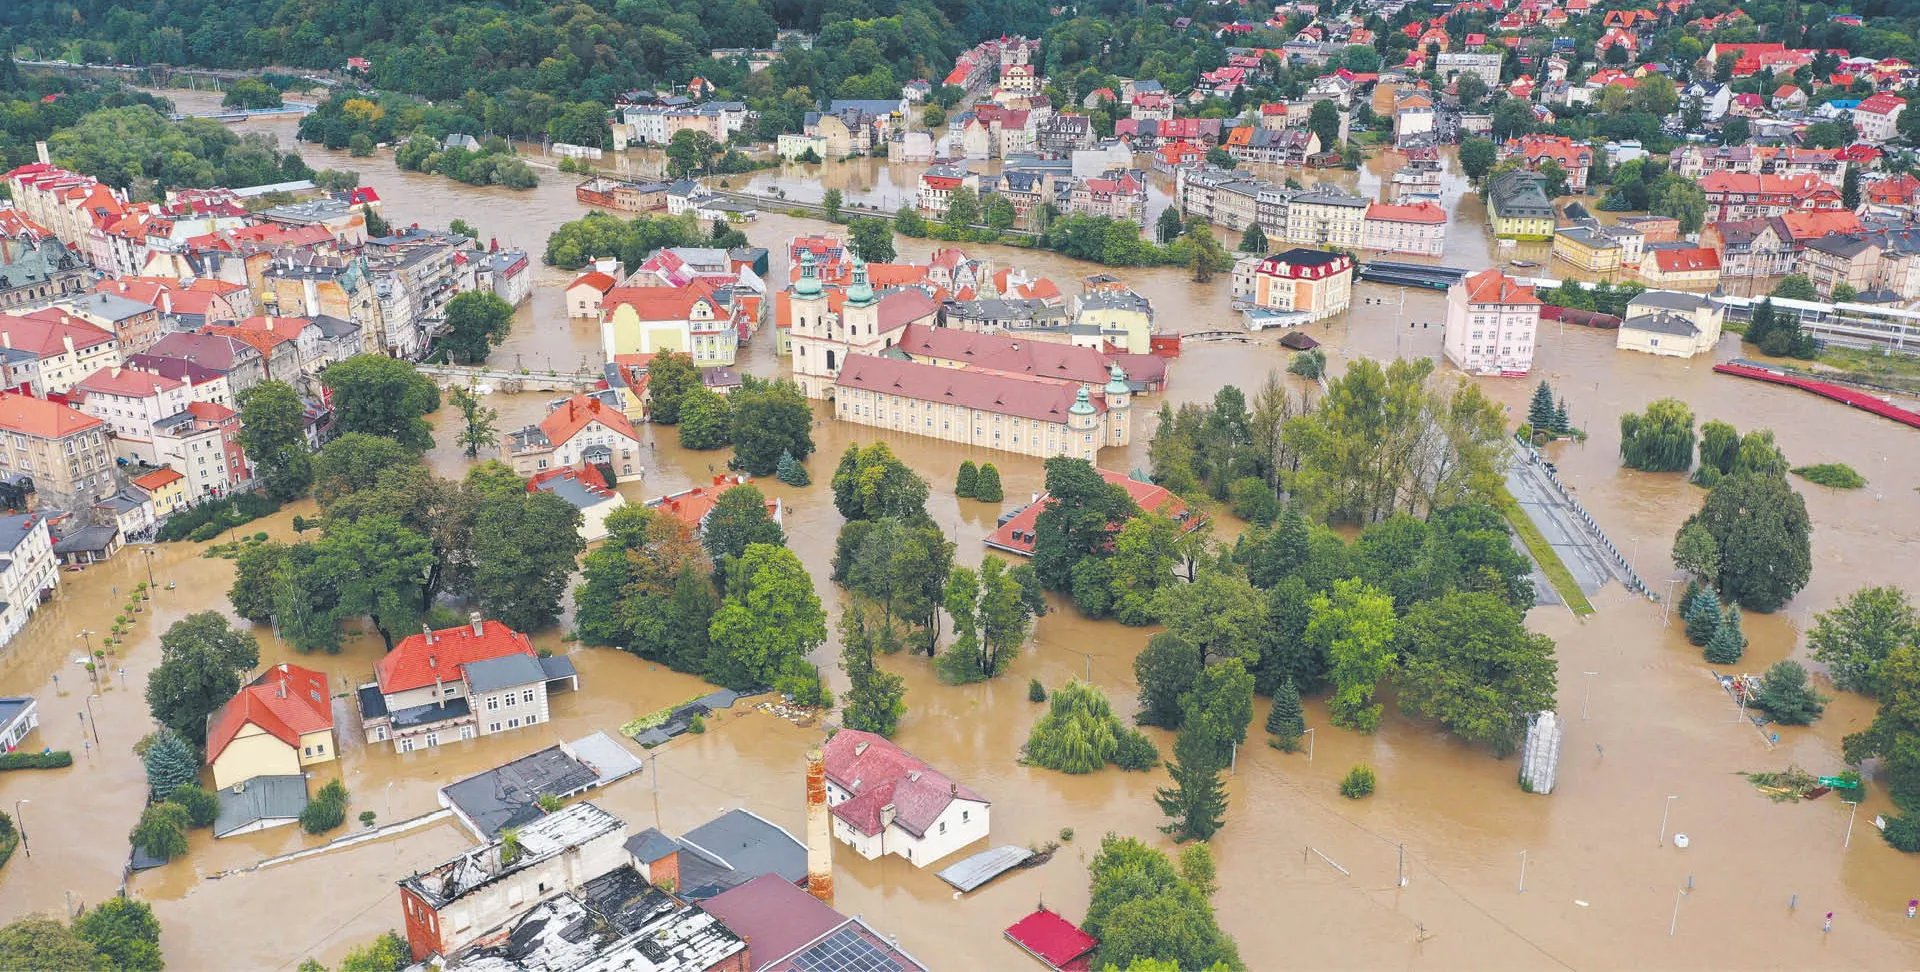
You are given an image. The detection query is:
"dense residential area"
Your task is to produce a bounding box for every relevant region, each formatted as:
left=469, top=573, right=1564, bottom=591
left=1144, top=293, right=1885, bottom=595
left=0, top=0, right=1919, bottom=969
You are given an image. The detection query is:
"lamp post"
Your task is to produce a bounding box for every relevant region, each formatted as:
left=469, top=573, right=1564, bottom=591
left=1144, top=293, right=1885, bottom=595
left=11, top=799, right=26, bottom=857
left=386, top=780, right=396, bottom=820
left=1658, top=794, right=1680, bottom=847
left=1581, top=671, right=1599, bottom=720
left=1302, top=727, right=1315, bottom=761
left=1670, top=886, right=1687, bottom=936
left=85, top=694, right=101, bottom=746
left=143, top=546, right=157, bottom=591
left=1517, top=849, right=1528, bottom=893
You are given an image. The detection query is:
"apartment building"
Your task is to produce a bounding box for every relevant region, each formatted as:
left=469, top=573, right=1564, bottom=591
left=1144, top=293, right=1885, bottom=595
left=1443, top=269, right=1541, bottom=377
left=0, top=393, right=116, bottom=509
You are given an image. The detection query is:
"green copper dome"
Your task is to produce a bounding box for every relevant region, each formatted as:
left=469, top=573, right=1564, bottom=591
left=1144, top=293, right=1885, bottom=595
left=1104, top=362, right=1130, bottom=396
left=795, top=249, right=822, bottom=297
left=1069, top=385, right=1096, bottom=416
left=845, top=257, right=875, bottom=306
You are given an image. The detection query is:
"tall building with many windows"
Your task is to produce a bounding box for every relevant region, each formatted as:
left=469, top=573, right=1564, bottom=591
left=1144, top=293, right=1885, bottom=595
left=1443, top=269, right=1541, bottom=377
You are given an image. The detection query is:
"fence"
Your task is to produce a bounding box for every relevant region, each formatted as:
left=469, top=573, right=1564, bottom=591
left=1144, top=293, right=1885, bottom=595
left=1517, top=438, right=1656, bottom=601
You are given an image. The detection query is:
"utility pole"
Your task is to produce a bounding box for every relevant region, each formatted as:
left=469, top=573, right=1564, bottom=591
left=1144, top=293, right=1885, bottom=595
left=1517, top=850, right=1527, bottom=893
left=650, top=755, right=662, bottom=828
left=1398, top=843, right=1407, bottom=888
left=1581, top=671, right=1599, bottom=720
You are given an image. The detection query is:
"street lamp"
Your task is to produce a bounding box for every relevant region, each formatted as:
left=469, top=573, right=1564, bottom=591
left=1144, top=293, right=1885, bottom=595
left=1658, top=794, right=1680, bottom=847
left=85, top=694, right=101, bottom=746
left=1302, top=727, right=1315, bottom=761
left=143, top=546, right=158, bottom=590
left=1581, top=671, right=1599, bottom=720
left=11, top=799, right=26, bottom=857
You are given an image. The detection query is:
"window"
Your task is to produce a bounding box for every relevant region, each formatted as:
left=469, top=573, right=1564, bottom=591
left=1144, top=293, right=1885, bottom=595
left=508, top=717, right=520, bottom=729
left=486, top=696, right=499, bottom=711
left=522, top=689, right=535, bottom=703
left=489, top=722, right=502, bottom=733
left=939, top=821, right=947, bottom=835
left=525, top=713, right=537, bottom=725
left=962, top=809, right=969, bottom=822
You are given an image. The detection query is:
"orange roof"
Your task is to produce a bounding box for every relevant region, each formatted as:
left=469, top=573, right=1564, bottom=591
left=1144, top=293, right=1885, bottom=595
left=0, top=392, right=103, bottom=439
left=1651, top=248, right=1721, bottom=273
left=1777, top=210, right=1862, bottom=240
left=376, top=619, right=536, bottom=695
left=131, top=467, right=185, bottom=491
left=601, top=282, right=719, bottom=322
left=985, top=469, right=1201, bottom=556
left=0, top=310, right=118, bottom=355
left=645, top=476, right=777, bottom=531
left=569, top=270, right=618, bottom=294
left=202, top=323, right=294, bottom=355
left=187, top=400, right=236, bottom=421
left=1365, top=201, right=1447, bottom=224
left=540, top=393, right=641, bottom=447
left=1459, top=269, right=1541, bottom=306
left=74, top=366, right=183, bottom=398
left=205, top=663, right=333, bottom=763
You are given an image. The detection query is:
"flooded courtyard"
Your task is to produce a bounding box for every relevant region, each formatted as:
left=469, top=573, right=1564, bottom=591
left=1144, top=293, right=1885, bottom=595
left=0, top=92, right=1916, bottom=969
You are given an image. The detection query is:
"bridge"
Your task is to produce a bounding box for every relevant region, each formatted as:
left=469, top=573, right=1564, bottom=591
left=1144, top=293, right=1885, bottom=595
left=1356, top=261, right=1470, bottom=290
left=168, top=105, right=314, bottom=122
left=416, top=364, right=600, bottom=394
left=707, top=188, right=1043, bottom=240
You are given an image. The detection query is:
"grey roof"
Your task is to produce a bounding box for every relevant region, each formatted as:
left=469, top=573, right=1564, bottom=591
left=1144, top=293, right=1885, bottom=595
left=258, top=199, right=352, bottom=225
left=0, top=514, right=42, bottom=555
left=389, top=695, right=472, bottom=729
left=1629, top=290, right=1712, bottom=313
left=310, top=314, right=360, bottom=340
left=936, top=844, right=1034, bottom=892
left=1622, top=311, right=1700, bottom=337
left=441, top=745, right=601, bottom=837
left=674, top=809, right=808, bottom=899
left=1489, top=171, right=1554, bottom=219
left=96, top=488, right=149, bottom=514
left=463, top=653, right=547, bottom=694
left=626, top=828, right=681, bottom=864
left=213, top=775, right=309, bottom=837
left=63, top=291, right=153, bottom=321
left=1804, top=234, right=1877, bottom=258
left=540, top=655, right=578, bottom=683
left=0, top=697, right=33, bottom=732
left=827, top=99, right=905, bottom=116
left=1556, top=226, right=1618, bottom=250
left=356, top=683, right=388, bottom=720
left=52, top=524, right=117, bottom=555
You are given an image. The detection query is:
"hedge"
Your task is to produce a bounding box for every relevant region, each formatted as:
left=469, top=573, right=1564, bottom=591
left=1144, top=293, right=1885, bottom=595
left=0, top=750, right=74, bottom=770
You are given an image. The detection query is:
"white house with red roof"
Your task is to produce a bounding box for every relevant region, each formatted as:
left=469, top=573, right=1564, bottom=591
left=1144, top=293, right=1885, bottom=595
left=206, top=663, right=337, bottom=791
left=1853, top=93, right=1907, bottom=143
left=566, top=260, right=621, bottom=319
left=985, top=467, right=1202, bottom=556
left=357, top=615, right=579, bottom=753
left=1444, top=269, right=1541, bottom=377
left=71, top=366, right=192, bottom=465
left=822, top=729, right=989, bottom=867
left=504, top=393, right=645, bottom=483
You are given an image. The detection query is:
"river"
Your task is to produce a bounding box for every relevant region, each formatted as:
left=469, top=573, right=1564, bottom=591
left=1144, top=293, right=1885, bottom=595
left=0, top=89, right=1915, bottom=969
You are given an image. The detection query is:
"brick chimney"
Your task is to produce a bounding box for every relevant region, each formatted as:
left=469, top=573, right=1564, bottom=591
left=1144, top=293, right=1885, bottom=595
left=805, top=748, right=834, bottom=904
left=470, top=612, right=484, bottom=637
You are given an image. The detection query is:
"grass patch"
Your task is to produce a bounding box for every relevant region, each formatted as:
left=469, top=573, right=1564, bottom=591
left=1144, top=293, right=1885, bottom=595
left=1792, top=463, right=1867, bottom=489
left=1495, top=485, right=1596, bottom=616
left=1811, top=346, right=1920, bottom=396
left=618, top=695, right=704, bottom=737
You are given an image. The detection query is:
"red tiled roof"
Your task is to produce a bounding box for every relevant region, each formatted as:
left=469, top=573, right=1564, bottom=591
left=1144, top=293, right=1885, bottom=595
left=1459, top=269, right=1541, bottom=306
left=205, top=663, right=333, bottom=763
left=1777, top=210, right=1862, bottom=240
left=74, top=366, right=183, bottom=398
left=834, top=354, right=1101, bottom=425
left=895, top=323, right=1114, bottom=384
left=375, top=619, right=535, bottom=694
left=539, top=394, right=641, bottom=447
left=1005, top=909, right=1099, bottom=971
left=822, top=729, right=985, bottom=838
left=187, top=400, right=236, bottom=422
left=1856, top=92, right=1907, bottom=115
left=568, top=270, right=617, bottom=294
left=203, top=322, right=296, bottom=354
left=1651, top=247, right=1721, bottom=273
left=0, top=311, right=118, bottom=356
left=131, top=467, right=185, bottom=491
left=601, top=282, right=719, bottom=322
left=1365, top=201, right=1447, bottom=224
left=0, top=392, right=103, bottom=439
left=985, top=468, right=1199, bottom=556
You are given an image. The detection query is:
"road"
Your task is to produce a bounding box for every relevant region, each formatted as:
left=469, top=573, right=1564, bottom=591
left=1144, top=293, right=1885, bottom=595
left=1504, top=455, right=1620, bottom=600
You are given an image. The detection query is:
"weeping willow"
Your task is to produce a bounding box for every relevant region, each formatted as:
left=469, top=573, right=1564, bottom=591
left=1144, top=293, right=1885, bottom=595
left=1025, top=681, right=1138, bottom=773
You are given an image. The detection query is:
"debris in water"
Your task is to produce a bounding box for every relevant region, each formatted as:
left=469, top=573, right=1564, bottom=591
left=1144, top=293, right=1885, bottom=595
left=1742, top=765, right=1826, bottom=802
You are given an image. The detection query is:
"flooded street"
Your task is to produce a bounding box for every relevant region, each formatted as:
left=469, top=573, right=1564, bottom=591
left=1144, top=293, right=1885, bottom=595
left=0, top=90, right=1916, bottom=969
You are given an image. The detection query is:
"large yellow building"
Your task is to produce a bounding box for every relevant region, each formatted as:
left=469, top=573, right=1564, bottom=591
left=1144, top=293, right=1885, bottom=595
left=599, top=281, right=741, bottom=366
left=1487, top=171, right=1556, bottom=240
left=1069, top=290, right=1157, bottom=354
left=206, top=663, right=337, bottom=791
left=834, top=354, right=1132, bottom=460
left=1551, top=226, right=1623, bottom=272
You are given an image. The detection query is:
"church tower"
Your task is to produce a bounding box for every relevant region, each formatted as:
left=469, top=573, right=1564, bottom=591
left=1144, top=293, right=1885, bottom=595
left=1103, top=362, right=1132, bottom=447
left=790, top=249, right=836, bottom=398
left=1068, top=385, right=1099, bottom=460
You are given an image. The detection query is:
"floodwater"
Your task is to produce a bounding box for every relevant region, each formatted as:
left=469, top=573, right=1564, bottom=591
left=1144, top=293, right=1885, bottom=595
left=0, top=90, right=1916, bottom=969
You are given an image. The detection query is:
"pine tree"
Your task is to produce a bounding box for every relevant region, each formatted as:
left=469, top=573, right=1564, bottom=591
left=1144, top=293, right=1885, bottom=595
left=1684, top=589, right=1722, bottom=646
left=974, top=463, right=1004, bottom=502
left=1266, top=678, right=1305, bottom=752
left=1528, top=381, right=1556, bottom=432
left=142, top=729, right=200, bottom=801
left=1553, top=397, right=1571, bottom=435
left=955, top=460, right=979, bottom=499
left=776, top=449, right=811, bottom=486
left=1704, top=617, right=1744, bottom=664
left=1156, top=722, right=1229, bottom=842
left=1754, top=659, right=1827, bottom=725
left=1722, top=604, right=1747, bottom=652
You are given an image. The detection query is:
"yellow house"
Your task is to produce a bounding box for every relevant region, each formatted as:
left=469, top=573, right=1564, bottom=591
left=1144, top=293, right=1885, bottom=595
left=599, top=283, right=739, bottom=366
left=1487, top=171, right=1556, bottom=241
left=130, top=467, right=188, bottom=519
left=1637, top=247, right=1723, bottom=291
left=1070, top=290, right=1156, bottom=354
left=206, top=663, right=336, bottom=791
left=1551, top=226, right=1623, bottom=272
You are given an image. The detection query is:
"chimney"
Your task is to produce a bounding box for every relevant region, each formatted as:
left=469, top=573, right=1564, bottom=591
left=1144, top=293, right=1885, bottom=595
left=805, top=748, right=834, bottom=905
left=35, top=141, right=49, bottom=166
left=423, top=623, right=434, bottom=644
left=470, top=612, right=484, bottom=637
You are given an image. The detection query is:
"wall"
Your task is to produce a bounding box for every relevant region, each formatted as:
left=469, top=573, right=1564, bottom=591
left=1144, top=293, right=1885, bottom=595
left=885, top=798, right=990, bottom=868
left=209, top=723, right=301, bottom=790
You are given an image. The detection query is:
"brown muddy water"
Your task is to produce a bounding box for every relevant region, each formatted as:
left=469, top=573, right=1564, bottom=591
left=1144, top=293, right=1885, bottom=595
left=0, top=91, right=1915, bottom=969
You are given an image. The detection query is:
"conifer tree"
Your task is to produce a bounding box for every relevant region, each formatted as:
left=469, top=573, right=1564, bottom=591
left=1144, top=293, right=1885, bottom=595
left=1528, top=381, right=1556, bottom=432
left=1266, top=678, right=1305, bottom=752
left=1156, top=721, right=1229, bottom=841
left=776, top=449, right=811, bottom=486
left=1684, top=589, right=1722, bottom=646
left=974, top=463, right=1005, bottom=502
left=955, top=460, right=979, bottom=498
left=1704, top=617, right=1745, bottom=664
left=142, top=729, right=199, bottom=801
left=1553, top=397, right=1571, bottom=435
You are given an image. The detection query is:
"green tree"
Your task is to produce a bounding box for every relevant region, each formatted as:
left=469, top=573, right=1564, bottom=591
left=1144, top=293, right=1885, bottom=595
left=1156, top=207, right=1185, bottom=246
left=450, top=219, right=480, bottom=239
left=311, top=432, right=418, bottom=506
left=1685, top=472, right=1812, bottom=612
left=847, top=216, right=896, bottom=263
left=702, top=484, right=785, bottom=564
left=224, top=77, right=284, bottom=109
left=1809, top=587, right=1919, bottom=695
left=448, top=385, right=499, bottom=459
left=676, top=387, right=734, bottom=450
left=73, top=896, right=164, bottom=972
left=974, top=463, right=1004, bottom=502
left=1156, top=718, right=1230, bottom=842
left=1843, top=166, right=1861, bottom=210
left=831, top=443, right=931, bottom=521
left=236, top=380, right=312, bottom=501
left=1705, top=607, right=1746, bottom=664
left=1396, top=592, right=1557, bottom=754
left=646, top=349, right=702, bottom=425
left=1266, top=678, right=1305, bottom=751
left=1843, top=645, right=1920, bottom=822
left=665, top=129, right=718, bottom=178
left=1237, top=220, right=1268, bottom=254
left=1150, top=569, right=1265, bottom=666
left=1672, top=522, right=1720, bottom=584
left=320, top=355, right=441, bottom=450
left=1527, top=381, right=1556, bottom=433
left=822, top=188, right=844, bottom=223
left=168, top=784, right=220, bottom=828
left=1031, top=457, right=1139, bottom=591
left=301, top=778, right=350, bottom=834
left=142, top=728, right=200, bottom=801
left=228, top=540, right=290, bottom=622
left=1309, top=579, right=1397, bottom=733
left=0, top=918, right=102, bottom=970
left=955, top=460, right=979, bottom=498
left=728, top=377, right=812, bottom=475
left=1619, top=398, right=1695, bottom=472
left=1181, top=659, right=1256, bottom=760
left=1459, top=137, right=1497, bottom=184
left=1650, top=177, right=1708, bottom=234
left=945, top=186, right=980, bottom=228
left=1722, top=115, right=1751, bottom=145
left=315, top=513, right=436, bottom=648
left=839, top=607, right=908, bottom=737
left=361, top=203, right=391, bottom=237
left=776, top=449, right=810, bottom=486
left=146, top=612, right=261, bottom=747
left=1685, top=588, right=1723, bottom=645
left=1697, top=420, right=1741, bottom=481
left=337, top=932, right=411, bottom=972
left=1308, top=100, right=1342, bottom=156
left=1755, top=660, right=1828, bottom=725
left=1491, top=98, right=1534, bottom=141
left=1456, top=73, right=1489, bottom=110
left=1024, top=681, right=1157, bottom=773
left=1771, top=274, right=1818, bottom=302
left=1134, top=632, right=1202, bottom=728
left=130, top=803, right=191, bottom=861
left=440, top=290, right=514, bottom=364
left=983, top=193, right=1017, bottom=231
left=471, top=489, right=584, bottom=631
left=1084, top=835, right=1242, bottom=970
left=707, top=544, right=827, bottom=692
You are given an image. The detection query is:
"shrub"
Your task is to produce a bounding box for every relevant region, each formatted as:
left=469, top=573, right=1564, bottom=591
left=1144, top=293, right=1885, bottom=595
left=955, top=460, right=979, bottom=498
left=0, top=750, right=73, bottom=770
left=1340, top=764, right=1377, bottom=799
left=1025, top=681, right=1147, bottom=773
left=300, top=778, right=350, bottom=835
left=1113, top=729, right=1161, bottom=771
left=689, top=714, right=707, bottom=734
left=973, top=463, right=1004, bottom=503
left=1028, top=678, right=1047, bottom=703
left=360, top=810, right=377, bottom=828
left=167, top=784, right=220, bottom=828
left=1884, top=814, right=1920, bottom=853
left=1059, top=827, right=1075, bottom=842
left=1791, top=463, right=1866, bottom=489
left=131, top=803, right=191, bottom=861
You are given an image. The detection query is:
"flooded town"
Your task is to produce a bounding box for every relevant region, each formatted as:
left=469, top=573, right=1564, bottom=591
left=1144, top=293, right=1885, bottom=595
left=3, top=4, right=1920, bottom=970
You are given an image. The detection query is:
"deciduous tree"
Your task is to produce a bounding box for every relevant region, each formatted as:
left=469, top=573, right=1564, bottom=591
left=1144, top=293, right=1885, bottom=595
left=320, top=354, right=440, bottom=450
left=707, top=544, right=827, bottom=693
left=440, top=290, right=514, bottom=364
left=1308, top=579, right=1397, bottom=732
left=1395, top=592, right=1557, bottom=754
left=645, top=350, right=702, bottom=425
left=146, top=612, right=261, bottom=747
left=1619, top=397, right=1695, bottom=472
left=727, top=377, right=812, bottom=475
left=236, top=380, right=312, bottom=500
left=702, top=484, right=785, bottom=565
left=1684, top=472, right=1812, bottom=612
left=1809, top=586, right=1919, bottom=695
